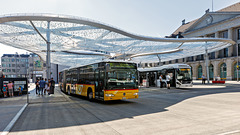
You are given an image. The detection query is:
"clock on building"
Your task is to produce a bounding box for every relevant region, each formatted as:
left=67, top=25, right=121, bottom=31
left=206, top=15, right=213, bottom=25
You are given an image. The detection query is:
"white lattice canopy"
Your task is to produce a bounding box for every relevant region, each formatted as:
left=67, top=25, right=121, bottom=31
left=0, top=13, right=235, bottom=67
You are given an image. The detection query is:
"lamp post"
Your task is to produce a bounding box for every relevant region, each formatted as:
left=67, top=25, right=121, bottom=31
left=205, top=43, right=210, bottom=84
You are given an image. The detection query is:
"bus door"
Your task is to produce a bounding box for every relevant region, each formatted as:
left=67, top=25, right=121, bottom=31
left=94, top=69, right=104, bottom=100
left=167, top=69, right=176, bottom=87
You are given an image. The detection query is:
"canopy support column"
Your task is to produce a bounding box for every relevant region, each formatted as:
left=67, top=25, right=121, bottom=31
left=46, top=21, right=51, bottom=80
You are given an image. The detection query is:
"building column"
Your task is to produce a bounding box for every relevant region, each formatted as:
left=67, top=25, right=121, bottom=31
left=228, top=28, right=234, bottom=57
left=213, top=61, right=219, bottom=79
left=226, top=59, right=234, bottom=80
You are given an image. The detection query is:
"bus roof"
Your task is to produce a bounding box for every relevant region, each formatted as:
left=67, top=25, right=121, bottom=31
left=138, top=63, right=191, bottom=72
left=60, top=60, right=136, bottom=72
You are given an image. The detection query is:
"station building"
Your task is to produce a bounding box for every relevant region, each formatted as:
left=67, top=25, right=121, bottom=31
left=145, top=2, right=240, bottom=80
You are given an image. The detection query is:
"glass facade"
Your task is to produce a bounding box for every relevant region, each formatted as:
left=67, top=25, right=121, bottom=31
left=220, top=63, right=227, bottom=80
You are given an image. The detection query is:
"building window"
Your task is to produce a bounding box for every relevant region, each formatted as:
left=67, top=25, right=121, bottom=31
left=2, top=69, right=6, bottom=72
left=2, top=64, right=6, bottom=67
left=182, top=58, right=185, bottom=62
left=238, top=29, right=240, bottom=40
left=175, top=59, right=178, bottom=63
left=209, top=52, right=215, bottom=59
left=238, top=44, right=240, bottom=56
left=209, top=64, right=214, bottom=80
left=169, top=61, right=172, bottom=64
left=8, top=64, right=11, bottom=67
left=198, top=65, right=202, bottom=79
left=219, top=30, right=228, bottom=38
left=220, top=63, right=227, bottom=80
left=30, top=63, right=33, bottom=67
left=7, top=69, right=11, bottom=72
left=11, top=59, right=15, bottom=62
left=224, top=48, right=228, bottom=57
left=207, top=33, right=215, bottom=38
left=12, top=69, right=15, bottom=72
left=196, top=55, right=204, bottom=61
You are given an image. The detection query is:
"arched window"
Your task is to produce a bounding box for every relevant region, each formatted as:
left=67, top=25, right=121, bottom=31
left=209, top=64, right=214, bottom=80
left=198, top=65, right=202, bottom=79
left=220, top=63, right=227, bottom=80
left=234, top=62, right=240, bottom=80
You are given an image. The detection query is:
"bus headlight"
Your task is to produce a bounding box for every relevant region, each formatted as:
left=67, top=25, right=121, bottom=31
left=133, top=93, right=138, bottom=95
left=105, top=94, right=115, bottom=97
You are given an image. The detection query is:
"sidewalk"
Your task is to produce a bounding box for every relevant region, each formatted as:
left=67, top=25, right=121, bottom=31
left=0, top=84, right=66, bottom=135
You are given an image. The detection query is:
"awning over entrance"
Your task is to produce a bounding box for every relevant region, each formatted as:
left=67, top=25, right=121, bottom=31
left=0, top=13, right=235, bottom=67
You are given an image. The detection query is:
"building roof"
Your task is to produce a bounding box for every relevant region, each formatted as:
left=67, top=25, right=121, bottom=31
left=172, top=2, right=240, bottom=35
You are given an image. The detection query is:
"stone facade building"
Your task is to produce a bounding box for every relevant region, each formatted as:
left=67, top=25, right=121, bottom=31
left=143, top=2, right=240, bottom=80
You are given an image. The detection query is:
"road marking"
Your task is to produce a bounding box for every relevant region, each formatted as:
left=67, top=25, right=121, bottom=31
left=217, top=130, right=240, bottom=135
left=1, top=103, right=28, bottom=135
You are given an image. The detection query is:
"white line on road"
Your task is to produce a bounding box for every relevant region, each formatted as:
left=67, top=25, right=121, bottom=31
left=217, top=130, right=240, bottom=135
left=1, top=103, right=28, bottom=135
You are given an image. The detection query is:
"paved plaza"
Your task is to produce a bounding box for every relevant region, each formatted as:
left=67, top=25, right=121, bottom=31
left=0, top=81, right=239, bottom=135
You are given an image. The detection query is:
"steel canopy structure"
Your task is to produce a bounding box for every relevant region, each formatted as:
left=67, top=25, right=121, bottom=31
left=0, top=13, right=236, bottom=68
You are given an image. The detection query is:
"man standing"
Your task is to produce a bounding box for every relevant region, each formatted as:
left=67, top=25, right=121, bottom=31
left=202, top=74, right=206, bottom=84
left=50, top=78, right=55, bottom=94
left=39, top=78, right=45, bottom=96
left=7, top=81, right=14, bottom=97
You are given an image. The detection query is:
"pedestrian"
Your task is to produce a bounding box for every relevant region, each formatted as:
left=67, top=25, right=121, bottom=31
left=166, top=73, right=171, bottom=89
left=44, top=78, right=48, bottom=95
left=7, top=81, right=14, bottom=97
left=202, top=74, right=206, bottom=84
left=18, top=86, right=23, bottom=96
left=159, top=74, right=163, bottom=88
left=35, top=79, right=39, bottom=95
left=50, top=78, right=55, bottom=94
left=47, top=79, right=51, bottom=95
left=2, top=84, right=8, bottom=98
left=39, top=78, right=46, bottom=96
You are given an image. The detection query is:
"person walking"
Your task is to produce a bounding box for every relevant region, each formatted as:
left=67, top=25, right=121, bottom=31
left=2, top=84, right=8, bottom=98
left=166, top=73, right=171, bottom=89
left=159, top=74, right=163, bottom=88
left=39, top=78, right=46, bottom=96
left=7, top=81, right=14, bottom=97
left=44, top=78, right=48, bottom=95
left=202, top=74, right=206, bottom=84
left=35, top=79, right=39, bottom=95
left=50, top=78, right=55, bottom=94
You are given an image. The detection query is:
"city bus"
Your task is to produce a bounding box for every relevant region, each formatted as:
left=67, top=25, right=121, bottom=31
left=59, top=60, right=139, bottom=101
left=138, top=64, right=193, bottom=88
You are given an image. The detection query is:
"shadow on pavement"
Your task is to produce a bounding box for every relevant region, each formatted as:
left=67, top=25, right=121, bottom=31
left=9, top=85, right=240, bottom=133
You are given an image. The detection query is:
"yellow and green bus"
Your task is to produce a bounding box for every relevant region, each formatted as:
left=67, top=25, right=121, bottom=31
left=59, top=60, right=138, bottom=101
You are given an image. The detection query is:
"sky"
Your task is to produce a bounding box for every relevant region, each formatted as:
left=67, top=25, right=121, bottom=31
left=0, top=0, right=239, bottom=58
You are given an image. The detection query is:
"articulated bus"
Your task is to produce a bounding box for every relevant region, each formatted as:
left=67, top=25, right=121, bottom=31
left=138, top=64, right=193, bottom=88
left=59, top=60, right=139, bottom=101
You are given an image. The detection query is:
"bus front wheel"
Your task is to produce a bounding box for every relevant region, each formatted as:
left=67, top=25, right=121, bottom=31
left=87, top=89, right=93, bottom=101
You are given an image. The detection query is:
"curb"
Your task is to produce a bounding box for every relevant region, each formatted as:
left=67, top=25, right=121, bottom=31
left=1, top=103, right=28, bottom=135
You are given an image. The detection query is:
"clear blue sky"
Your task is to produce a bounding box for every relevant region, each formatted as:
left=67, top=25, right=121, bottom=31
left=0, top=0, right=239, bottom=57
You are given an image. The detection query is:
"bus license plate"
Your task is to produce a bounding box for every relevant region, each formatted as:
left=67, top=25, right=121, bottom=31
left=122, top=97, right=126, bottom=100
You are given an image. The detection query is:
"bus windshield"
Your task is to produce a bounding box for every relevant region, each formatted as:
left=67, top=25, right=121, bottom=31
left=176, top=68, right=192, bottom=80
left=106, top=63, right=138, bottom=90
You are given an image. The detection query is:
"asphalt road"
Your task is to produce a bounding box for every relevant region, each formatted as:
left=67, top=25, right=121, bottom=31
left=6, top=84, right=240, bottom=135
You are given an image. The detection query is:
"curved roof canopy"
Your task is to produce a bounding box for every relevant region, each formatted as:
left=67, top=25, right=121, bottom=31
left=0, top=13, right=235, bottom=67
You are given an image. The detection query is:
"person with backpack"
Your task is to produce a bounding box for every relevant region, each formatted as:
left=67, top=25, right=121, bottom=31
left=2, top=84, right=8, bottom=98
